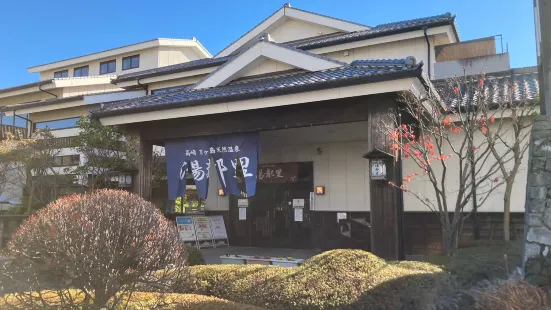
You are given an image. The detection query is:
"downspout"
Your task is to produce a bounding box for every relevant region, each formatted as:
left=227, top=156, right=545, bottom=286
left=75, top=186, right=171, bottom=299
left=423, top=27, right=432, bottom=80
left=39, top=83, right=58, bottom=98
left=137, top=78, right=149, bottom=95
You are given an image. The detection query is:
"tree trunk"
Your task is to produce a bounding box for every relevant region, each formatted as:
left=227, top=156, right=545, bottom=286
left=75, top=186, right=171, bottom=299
left=503, top=180, right=514, bottom=241
left=442, top=226, right=459, bottom=256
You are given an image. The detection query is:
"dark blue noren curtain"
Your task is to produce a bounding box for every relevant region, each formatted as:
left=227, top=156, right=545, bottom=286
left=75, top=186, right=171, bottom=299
left=165, top=138, right=211, bottom=200
left=165, top=132, right=259, bottom=200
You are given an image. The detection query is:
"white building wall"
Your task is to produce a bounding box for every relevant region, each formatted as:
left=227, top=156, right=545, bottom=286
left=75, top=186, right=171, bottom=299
left=269, top=18, right=342, bottom=43
left=403, top=120, right=530, bottom=212
left=204, top=122, right=371, bottom=212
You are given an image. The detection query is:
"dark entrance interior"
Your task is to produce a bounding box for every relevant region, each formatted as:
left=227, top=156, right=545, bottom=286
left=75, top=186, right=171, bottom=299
left=229, top=162, right=313, bottom=248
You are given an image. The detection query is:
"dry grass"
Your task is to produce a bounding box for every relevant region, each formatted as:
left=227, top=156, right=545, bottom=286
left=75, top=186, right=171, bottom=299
left=0, top=290, right=265, bottom=309
left=472, top=280, right=551, bottom=310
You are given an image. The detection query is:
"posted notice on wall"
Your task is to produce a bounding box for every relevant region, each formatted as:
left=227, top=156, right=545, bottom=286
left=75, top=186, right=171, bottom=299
left=294, top=208, right=303, bottom=222
left=209, top=215, right=228, bottom=240
left=239, top=207, right=247, bottom=220
left=193, top=216, right=213, bottom=241
left=176, top=216, right=196, bottom=242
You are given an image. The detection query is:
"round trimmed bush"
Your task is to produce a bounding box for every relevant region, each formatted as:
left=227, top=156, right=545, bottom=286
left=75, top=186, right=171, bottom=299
left=8, top=189, right=187, bottom=308
left=185, top=245, right=205, bottom=266
left=178, top=249, right=456, bottom=309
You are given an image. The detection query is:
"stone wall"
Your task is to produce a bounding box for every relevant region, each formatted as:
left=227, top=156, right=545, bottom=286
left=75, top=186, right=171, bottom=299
left=524, top=115, right=551, bottom=285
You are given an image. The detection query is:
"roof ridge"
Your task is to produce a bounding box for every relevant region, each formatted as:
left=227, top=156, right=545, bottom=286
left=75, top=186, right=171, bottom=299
left=374, top=12, right=453, bottom=29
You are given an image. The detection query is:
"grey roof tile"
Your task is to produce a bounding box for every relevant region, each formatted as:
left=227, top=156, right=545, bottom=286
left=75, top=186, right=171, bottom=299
left=114, top=56, right=232, bottom=83
left=290, top=13, right=457, bottom=50
left=436, top=68, right=539, bottom=108
left=94, top=57, right=424, bottom=118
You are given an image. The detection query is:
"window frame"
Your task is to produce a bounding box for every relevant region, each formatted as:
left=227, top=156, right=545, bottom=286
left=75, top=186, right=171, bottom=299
left=34, top=117, right=81, bottom=131
left=122, top=55, right=140, bottom=70
left=73, top=65, right=89, bottom=77
left=54, top=70, right=69, bottom=78
left=99, top=59, right=116, bottom=75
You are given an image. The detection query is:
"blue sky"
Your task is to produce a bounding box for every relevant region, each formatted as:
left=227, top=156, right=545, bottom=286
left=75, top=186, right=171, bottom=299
left=0, top=0, right=536, bottom=89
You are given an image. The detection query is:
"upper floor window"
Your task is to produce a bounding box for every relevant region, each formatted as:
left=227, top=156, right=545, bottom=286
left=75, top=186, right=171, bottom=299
left=54, top=70, right=68, bottom=78
left=35, top=117, right=80, bottom=131
left=122, top=55, right=139, bottom=70
left=100, top=60, right=116, bottom=75
left=74, top=66, right=89, bottom=77
left=53, top=155, right=80, bottom=167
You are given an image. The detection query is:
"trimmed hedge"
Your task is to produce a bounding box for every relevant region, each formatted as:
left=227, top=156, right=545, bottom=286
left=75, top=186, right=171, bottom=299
left=185, top=245, right=206, bottom=266
left=0, top=291, right=264, bottom=309
left=176, top=249, right=455, bottom=310
left=425, top=240, right=523, bottom=288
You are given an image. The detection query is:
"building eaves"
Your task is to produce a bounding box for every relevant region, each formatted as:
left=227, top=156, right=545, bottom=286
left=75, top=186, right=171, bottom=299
left=289, top=13, right=458, bottom=50
left=28, top=38, right=198, bottom=70
left=113, top=56, right=232, bottom=83
left=94, top=57, right=424, bottom=119
left=0, top=80, right=53, bottom=95
left=0, top=95, right=84, bottom=112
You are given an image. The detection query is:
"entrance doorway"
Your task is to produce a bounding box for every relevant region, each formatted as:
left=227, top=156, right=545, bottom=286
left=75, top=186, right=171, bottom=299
left=229, top=162, right=313, bottom=248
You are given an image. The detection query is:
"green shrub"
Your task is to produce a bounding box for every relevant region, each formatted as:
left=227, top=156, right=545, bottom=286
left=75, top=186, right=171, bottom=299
left=0, top=290, right=265, bottom=309
left=425, top=240, right=522, bottom=288
left=185, top=246, right=205, bottom=266
left=177, top=249, right=455, bottom=310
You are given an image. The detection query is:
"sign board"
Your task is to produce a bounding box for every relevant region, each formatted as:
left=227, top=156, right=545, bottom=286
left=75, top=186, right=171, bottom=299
left=239, top=207, right=247, bottom=220
left=209, top=215, right=228, bottom=240
left=193, top=216, right=213, bottom=241
left=370, top=159, right=387, bottom=180
left=294, top=208, right=303, bottom=222
left=292, top=199, right=305, bottom=208
left=176, top=216, right=196, bottom=242
left=337, top=212, right=347, bottom=223
left=257, top=163, right=299, bottom=183
left=309, top=192, right=315, bottom=211
left=237, top=199, right=249, bottom=207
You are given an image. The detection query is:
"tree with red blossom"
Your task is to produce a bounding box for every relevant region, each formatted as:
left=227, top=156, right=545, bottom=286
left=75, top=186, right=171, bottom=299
left=380, top=74, right=511, bottom=256
left=472, top=74, right=537, bottom=242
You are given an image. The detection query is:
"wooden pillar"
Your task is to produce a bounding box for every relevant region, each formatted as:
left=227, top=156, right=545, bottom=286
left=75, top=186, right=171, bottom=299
left=133, top=137, right=153, bottom=201
left=365, top=102, right=403, bottom=260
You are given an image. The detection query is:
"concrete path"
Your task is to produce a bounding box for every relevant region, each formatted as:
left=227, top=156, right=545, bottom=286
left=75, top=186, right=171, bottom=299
left=200, top=246, right=321, bottom=264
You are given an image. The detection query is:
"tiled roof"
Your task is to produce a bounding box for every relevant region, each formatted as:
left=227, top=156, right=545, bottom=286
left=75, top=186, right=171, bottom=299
left=94, top=57, right=424, bottom=118
left=114, top=56, right=232, bottom=83
left=290, top=13, right=457, bottom=50
left=192, top=39, right=348, bottom=89
left=0, top=95, right=85, bottom=112
left=113, top=13, right=456, bottom=83
left=436, top=67, right=539, bottom=108
left=0, top=80, right=53, bottom=95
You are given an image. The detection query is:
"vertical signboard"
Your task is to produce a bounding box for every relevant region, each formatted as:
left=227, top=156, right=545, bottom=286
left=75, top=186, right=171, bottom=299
left=176, top=216, right=197, bottom=246
left=209, top=215, right=229, bottom=247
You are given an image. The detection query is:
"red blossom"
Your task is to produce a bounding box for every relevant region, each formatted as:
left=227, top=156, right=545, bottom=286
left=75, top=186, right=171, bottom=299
left=489, top=116, right=495, bottom=123
left=454, top=87, right=460, bottom=94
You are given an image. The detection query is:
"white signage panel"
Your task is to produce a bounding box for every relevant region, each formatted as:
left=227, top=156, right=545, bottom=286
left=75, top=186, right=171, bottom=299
left=193, top=216, right=213, bottom=241
left=176, top=216, right=196, bottom=242
left=209, top=215, right=228, bottom=240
